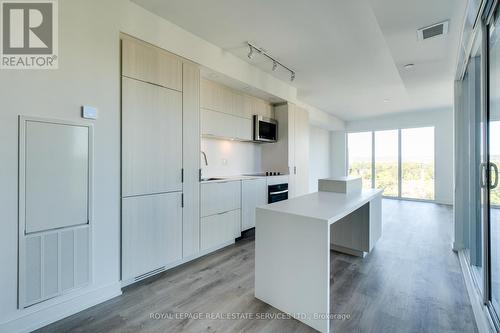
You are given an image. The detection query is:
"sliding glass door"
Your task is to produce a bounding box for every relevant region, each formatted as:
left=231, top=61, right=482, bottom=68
left=374, top=130, right=398, bottom=197
left=489, top=8, right=500, bottom=320
left=401, top=127, right=435, bottom=200
left=347, top=132, right=373, bottom=190
left=348, top=128, right=435, bottom=200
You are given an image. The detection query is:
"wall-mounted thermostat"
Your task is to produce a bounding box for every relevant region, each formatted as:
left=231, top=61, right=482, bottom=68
left=82, top=106, right=98, bottom=119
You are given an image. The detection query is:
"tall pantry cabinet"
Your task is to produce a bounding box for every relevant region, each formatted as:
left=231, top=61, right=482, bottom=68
left=120, top=36, right=200, bottom=283
left=262, top=103, right=309, bottom=197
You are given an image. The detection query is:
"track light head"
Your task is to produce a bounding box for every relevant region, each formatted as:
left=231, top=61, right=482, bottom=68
left=272, top=61, right=278, bottom=71
left=247, top=45, right=254, bottom=59
left=291, top=72, right=296, bottom=82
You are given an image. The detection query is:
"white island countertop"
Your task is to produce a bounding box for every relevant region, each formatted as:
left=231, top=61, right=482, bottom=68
left=258, top=188, right=382, bottom=223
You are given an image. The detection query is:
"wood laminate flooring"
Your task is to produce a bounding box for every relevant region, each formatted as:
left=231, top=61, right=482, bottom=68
left=36, top=199, right=477, bottom=333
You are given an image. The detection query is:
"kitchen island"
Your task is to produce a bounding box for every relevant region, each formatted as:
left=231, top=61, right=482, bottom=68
left=254, top=186, right=382, bottom=333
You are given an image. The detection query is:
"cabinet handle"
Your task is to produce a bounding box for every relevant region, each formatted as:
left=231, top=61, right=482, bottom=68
left=294, top=166, right=297, bottom=175
left=217, top=210, right=231, bottom=215
left=269, top=190, right=288, bottom=195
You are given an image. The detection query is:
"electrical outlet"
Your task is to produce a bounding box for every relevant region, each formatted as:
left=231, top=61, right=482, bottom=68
left=222, top=159, right=228, bottom=166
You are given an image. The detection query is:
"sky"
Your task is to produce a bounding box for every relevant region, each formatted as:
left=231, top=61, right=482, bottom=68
left=348, top=127, right=434, bottom=163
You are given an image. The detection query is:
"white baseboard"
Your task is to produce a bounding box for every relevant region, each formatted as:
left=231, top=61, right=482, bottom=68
left=458, top=250, right=495, bottom=333
left=0, top=282, right=122, bottom=333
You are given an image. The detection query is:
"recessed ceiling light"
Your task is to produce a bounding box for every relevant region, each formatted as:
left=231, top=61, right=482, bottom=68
left=403, top=63, right=415, bottom=69
left=383, top=98, right=390, bottom=103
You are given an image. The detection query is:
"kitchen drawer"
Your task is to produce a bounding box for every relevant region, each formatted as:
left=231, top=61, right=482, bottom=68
left=201, top=209, right=241, bottom=251
left=201, top=180, right=241, bottom=217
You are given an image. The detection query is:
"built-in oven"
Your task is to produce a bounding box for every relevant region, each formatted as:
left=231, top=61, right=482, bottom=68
left=254, top=115, right=278, bottom=142
left=268, top=183, right=288, bottom=203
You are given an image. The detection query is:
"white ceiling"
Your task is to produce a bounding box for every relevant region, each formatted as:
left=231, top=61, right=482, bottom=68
left=132, top=0, right=466, bottom=121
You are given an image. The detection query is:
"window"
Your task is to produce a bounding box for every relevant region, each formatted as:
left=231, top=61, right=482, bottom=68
left=347, top=127, right=435, bottom=200
left=347, top=132, right=372, bottom=189
left=375, top=130, right=398, bottom=197
left=401, top=127, right=435, bottom=200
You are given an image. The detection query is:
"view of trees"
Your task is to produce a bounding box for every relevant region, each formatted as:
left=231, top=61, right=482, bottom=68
left=349, top=161, right=434, bottom=199
left=492, top=159, right=500, bottom=206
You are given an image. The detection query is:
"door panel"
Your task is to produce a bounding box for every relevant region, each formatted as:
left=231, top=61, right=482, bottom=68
left=122, top=77, right=183, bottom=197
left=122, top=192, right=182, bottom=280
left=489, top=11, right=500, bottom=314
left=293, top=106, right=309, bottom=196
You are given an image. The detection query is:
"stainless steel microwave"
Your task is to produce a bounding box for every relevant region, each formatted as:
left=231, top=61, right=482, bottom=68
left=253, top=115, right=278, bottom=142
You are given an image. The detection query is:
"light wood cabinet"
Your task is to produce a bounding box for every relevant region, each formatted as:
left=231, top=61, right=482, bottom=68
left=121, top=77, right=183, bottom=197
left=122, top=193, right=182, bottom=281
left=200, top=181, right=242, bottom=251
left=121, top=35, right=200, bottom=283
left=293, top=106, right=310, bottom=197
left=201, top=209, right=241, bottom=251
left=200, top=79, right=273, bottom=140
left=122, top=37, right=182, bottom=91
left=201, top=181, right=241, bottom=217
left=262, top=103, right=309, bottom=198
left=182, top=62, right=200, bottom=259
left=201, top=108, right=253, bottom=141
left=241, top=178, right=267, bottom=231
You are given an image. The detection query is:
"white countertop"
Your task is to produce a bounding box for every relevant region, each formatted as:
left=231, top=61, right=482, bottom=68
left=200, top=174, right=289, bottom=184
left=258, top=189, right=382, bottom=224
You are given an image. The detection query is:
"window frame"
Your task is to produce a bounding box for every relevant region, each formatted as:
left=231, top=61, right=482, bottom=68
left=346, top=126, right=436, bottom=202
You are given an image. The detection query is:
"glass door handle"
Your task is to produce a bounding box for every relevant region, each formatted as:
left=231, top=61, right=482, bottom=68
left=480, top=163, right=488, bottom=188
left=491, top=163, right=499, bottom=189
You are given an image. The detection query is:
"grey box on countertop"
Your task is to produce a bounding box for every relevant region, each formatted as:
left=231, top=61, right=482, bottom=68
left=318, top=176, right=362, bottom=194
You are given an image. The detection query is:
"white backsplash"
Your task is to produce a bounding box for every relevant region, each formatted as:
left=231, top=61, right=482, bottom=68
left=201, top=138, right=262, bottom=177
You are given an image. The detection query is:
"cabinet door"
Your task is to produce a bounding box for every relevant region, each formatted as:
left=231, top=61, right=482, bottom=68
left=242, top=178, right=267, bottom=231
left=201, top=181, right=241, bottom=217
left=122, top=77, right=183, bottom=197
left=288, top=104, right=296, bottom=197
left=236, top=117, right=253, bottom=141
left=122, top=38, right=182, bottom=91
left=201, top=108, right=236, bottom=139
left=200, top=209, right=240, bottom=251
left=293, top=106, right=310, bottom=196
left=200, top=79, right=224, bottom=112
left=182, top=62, right=200, bottom=258
left=122, top=192, right=182, bottom=280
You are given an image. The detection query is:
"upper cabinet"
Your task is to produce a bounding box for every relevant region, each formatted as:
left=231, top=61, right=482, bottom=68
left=122, top=37, right=182, bottom=92
left=200, top=79, right=273, bottom=140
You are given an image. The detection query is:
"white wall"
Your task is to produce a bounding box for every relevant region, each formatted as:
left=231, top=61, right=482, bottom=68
left=309, top=126, right=331, bottom=192
left=0, top=1, right=343, bottom=331
left=330, top=131, right=347, bottom=177
left=201, top=139, right=262, bottom=177
left=341, top=108, right=454, bottom=205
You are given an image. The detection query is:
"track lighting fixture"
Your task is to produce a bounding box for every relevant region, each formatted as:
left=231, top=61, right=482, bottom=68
left=247, top=45, right=254, bottom=59
left=247, top=42, right=296, bottom=82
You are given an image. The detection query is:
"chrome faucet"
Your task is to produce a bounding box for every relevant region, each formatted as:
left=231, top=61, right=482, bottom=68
left=201, top=151, right=208, bottom=166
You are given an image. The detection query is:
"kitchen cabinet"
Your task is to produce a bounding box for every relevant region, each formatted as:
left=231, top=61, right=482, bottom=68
left=122, top=37, right=182, bottom=91
left=122, top=193, right=182, bottom=281
left=201, top=108, right=253, bottom=141
left=200, top=181, right=242, bottom=251
left=201, top=181, right=241, bottom=217
left=182, top=61, right=201, bottom=259
left=200, top=79, right=273, bottom=140
left=201, top=210, right=241, bottom=251
left=121, top=35, right=200, bottom=283
left=262, top=103, right=309, bottom=198
left=241, top=178, right=267, bottom=231
left=122, top=77, right=183, bottom=197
